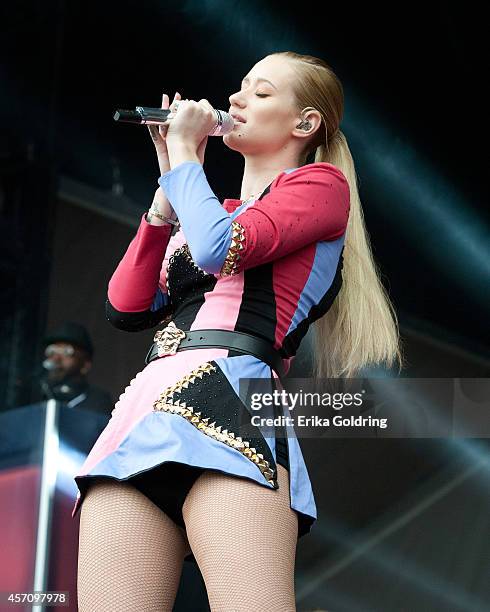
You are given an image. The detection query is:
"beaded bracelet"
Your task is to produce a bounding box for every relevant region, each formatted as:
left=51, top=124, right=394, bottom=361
left=147, top=201, right=180, bottom=226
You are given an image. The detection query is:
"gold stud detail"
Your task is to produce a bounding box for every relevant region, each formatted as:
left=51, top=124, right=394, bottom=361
left=152, top=361, right=277, bottom=487
left=219, top=221, right=246, bottom=276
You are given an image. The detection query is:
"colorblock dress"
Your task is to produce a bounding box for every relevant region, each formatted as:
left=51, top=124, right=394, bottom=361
left=71, top=161, right=350, bottom=562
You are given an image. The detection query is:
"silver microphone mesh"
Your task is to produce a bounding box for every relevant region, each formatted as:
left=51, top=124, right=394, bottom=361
left=209, top=109, right=235, bottom=136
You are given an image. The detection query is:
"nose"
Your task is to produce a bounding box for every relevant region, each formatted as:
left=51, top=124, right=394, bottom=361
left=50, top=353, right=62, bottom=364
left=228, top=90, right=245, bottom=108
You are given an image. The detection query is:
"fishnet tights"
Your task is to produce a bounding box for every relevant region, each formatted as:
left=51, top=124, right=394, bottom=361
left=77, top=464, right=298, bottom=611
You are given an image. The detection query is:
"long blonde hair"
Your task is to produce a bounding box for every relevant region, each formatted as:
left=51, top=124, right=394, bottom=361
left=270, top=51, right=404, bottom=378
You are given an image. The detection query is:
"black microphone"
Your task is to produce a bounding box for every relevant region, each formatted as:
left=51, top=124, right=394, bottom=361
left=113, top=106, right=235, bottom=136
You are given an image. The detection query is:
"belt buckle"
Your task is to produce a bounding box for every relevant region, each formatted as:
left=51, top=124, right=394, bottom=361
left=153, top=321, right=187, bottom=357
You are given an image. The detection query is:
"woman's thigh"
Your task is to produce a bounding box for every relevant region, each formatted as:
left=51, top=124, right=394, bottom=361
left=77, top=478, right=191, bottom=612
left=182, top=464, right=298, bottom=612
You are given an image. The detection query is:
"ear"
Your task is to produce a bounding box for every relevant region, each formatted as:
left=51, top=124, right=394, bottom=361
left=293, top=107, right=323, bottom=139
left=81, top=360, right=92, bottom=375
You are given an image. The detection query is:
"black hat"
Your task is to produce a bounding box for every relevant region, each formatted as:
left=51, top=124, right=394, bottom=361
left=43, top=321, right=94, bottom=358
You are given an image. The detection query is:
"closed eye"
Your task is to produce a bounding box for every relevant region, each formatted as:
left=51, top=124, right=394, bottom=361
left=255, top=93, right=269, bottom=98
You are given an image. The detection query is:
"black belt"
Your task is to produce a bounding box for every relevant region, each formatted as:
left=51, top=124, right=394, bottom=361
left=145, top=324, right=286, bottom=383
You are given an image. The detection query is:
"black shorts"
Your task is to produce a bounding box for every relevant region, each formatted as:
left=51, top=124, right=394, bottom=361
left=127, top=436, right=291, bottom=565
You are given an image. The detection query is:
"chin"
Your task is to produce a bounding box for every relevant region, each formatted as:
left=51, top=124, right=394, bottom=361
left=48, top=374, right=64, bottom=384
left=222, top=133, right=245, bottom=154
left=223, top=132, right=261, bottom=156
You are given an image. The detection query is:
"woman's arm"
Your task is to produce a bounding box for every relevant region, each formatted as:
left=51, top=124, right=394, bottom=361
left=106, top=91, right=188, bottom=332
left=158, top=161, right=350, bottom=275
left=106, top=212, right=177, bottom=332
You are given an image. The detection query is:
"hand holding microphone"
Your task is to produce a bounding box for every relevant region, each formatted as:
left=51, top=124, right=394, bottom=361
left=113, top=100, right=234, bottom=139
left=147, top=91, right=182, bottom=176
left=115, top=94, right=234, bottom=213
left=150, top=96, right=218, bottom=166
left=164, top=98, right=222, bottom=146
left=145, top=91, right=184, bottom=224
left=115, top=94, right=234, bottom=167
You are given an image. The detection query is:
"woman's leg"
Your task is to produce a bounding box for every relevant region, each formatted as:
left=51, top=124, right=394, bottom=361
left=77, top=478, right=191, bottom=612
left=182, top=464, right=298, bottom=612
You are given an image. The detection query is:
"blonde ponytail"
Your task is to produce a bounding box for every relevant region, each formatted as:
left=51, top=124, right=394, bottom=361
left=271, top=51, right=404, bottom=378
left=312, top=131, right=404, bottom=377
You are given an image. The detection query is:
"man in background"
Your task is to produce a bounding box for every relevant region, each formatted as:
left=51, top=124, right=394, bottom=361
left=38, top=321, right=113, bottom=415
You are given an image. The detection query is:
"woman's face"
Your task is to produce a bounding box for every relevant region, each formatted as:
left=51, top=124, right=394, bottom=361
left=224, top=55, right=300, bottom=155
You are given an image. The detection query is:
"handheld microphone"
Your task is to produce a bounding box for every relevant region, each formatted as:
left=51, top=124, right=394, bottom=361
left=42, top=359, right=58, bottom=371
left=113, top=106, right=235, bottom=136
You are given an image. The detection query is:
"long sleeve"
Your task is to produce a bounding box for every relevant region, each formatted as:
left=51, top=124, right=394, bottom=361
left=106, top=213, right=176, bottom=332
left=158, top=161, right=350, bottom=276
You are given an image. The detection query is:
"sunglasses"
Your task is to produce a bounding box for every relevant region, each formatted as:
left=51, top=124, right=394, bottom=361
left=44, top=345, right=75, bottom=357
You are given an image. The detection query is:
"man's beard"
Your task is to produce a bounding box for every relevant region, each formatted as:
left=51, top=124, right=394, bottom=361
left=46, top=367, right=80, bottom=385
left=44, top=371, right=87, bottom=402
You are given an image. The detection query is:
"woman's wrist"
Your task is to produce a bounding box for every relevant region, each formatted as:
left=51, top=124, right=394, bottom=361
left=167, top=139, right=201, bottom=169
left=146, top=209, right=176, bottom=226
left=146, top=189, right=179, bottom=226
